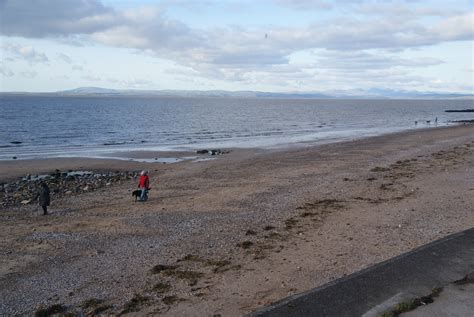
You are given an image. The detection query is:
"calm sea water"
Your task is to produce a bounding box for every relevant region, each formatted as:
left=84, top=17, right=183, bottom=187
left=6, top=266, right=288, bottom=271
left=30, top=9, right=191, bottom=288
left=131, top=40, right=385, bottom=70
left=0, top=96, right=472, bottom=160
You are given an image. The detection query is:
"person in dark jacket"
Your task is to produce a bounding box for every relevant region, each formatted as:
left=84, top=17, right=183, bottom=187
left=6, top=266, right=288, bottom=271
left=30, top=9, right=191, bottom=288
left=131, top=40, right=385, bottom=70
left=138, top=170, right=150, bottom=201
left=35, top=182, right=50, bottom=215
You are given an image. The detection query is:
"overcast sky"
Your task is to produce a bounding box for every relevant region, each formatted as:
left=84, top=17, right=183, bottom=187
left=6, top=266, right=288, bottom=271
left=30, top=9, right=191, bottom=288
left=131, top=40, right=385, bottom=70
left=0, top=0, right=473, bottom=93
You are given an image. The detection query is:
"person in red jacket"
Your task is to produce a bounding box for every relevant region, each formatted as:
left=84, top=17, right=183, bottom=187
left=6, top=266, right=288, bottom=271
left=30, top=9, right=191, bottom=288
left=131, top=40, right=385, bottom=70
left=138, top=170, right=150, bottom=201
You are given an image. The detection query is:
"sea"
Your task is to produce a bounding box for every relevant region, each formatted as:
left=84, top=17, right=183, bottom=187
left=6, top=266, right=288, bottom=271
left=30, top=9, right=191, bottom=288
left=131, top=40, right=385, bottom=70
left=0, top=95, right=472, bottom=160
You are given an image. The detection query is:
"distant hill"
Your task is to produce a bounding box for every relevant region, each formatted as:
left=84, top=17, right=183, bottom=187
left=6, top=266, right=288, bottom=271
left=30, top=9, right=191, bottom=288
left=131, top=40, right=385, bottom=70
left=1, top=87, right=473, bottom=99
left=59, top=87, right=120, bottom=95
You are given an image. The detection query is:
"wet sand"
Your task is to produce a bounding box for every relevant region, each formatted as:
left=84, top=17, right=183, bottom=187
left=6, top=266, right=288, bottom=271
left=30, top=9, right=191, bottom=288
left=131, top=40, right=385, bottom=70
left=0, top=125, right=473, bottom=316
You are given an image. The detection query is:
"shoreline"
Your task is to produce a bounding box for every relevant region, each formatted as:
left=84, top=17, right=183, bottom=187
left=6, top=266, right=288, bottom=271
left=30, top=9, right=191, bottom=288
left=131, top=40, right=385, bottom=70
left=0, top=123, right=464, bottom=163
left=0, top=124, right=473, bottom=315
left=0, top=124, right=466, bottom=183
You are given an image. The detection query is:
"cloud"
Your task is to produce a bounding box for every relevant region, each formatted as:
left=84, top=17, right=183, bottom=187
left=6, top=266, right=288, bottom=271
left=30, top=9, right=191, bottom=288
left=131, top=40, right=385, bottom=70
left=57, top=53, right=72, bottom=64
left=20, top=70, right=38, bottom=78
left=82, top=74, right=101, bottom=81
left=1, top=0, right=471, bottom=92
left=106, top=77, right=154, bottom=88
left=0, top=65, right=14, bottom=77
left=274, top=0, right=333, bottom=10
left=2, top=44, right=49, bottom=64
left=90, top=7, right=203, bottom=51
left=2, top=1, right=471, bottom=67
left=0, top=0, right=119, bottom=37
left=313, top=50, right=444, bottom=71
left=431, top=12, right=474, bottom=42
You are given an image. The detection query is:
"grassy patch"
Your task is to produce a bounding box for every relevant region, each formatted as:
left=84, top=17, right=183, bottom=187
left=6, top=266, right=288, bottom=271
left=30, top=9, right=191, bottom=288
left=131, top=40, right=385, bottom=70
left=380, top=183, right=394, bottom=191
left=213, top=264, right=241, bottom=274
left=284, top=217, right=298, bottom=229
left=297, top=199, right=345, bottom=211
left=182, top=254, right=202, bottom=262
left=162, top=295, right=182, bottom=305
left=371, top=166, right=390, bottom=172
left=237, top=241, right=254, bottom=249
left=206, top=259, right=231, bottom=267
left=34, top=304, right=67, bottom=317
left=431, top=286, right=443, bottom=296
left=265, top=232, right=284, bottom=240
left=379, top=287, right=443, bottom=317
left=150, top=264, right=178, bottom=274
left=90, top=305, right=113, bottom=315
left=162, top=269, right=204, bottom=280
left=121, top=294, right=150, bottom=314
left=153, top=282, right=171, bottom=293
left=82, top=298, right=104, bottom=308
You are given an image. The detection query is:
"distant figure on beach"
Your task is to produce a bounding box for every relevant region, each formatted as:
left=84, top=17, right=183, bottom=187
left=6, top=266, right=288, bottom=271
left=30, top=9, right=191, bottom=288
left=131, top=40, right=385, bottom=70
left=435, top=117, right=438, bottom=125
left=34, top=182, right=50, bottom=215
left=415, top=121, right=418, bottom=126
left=138, top=170, right=150, bottom=201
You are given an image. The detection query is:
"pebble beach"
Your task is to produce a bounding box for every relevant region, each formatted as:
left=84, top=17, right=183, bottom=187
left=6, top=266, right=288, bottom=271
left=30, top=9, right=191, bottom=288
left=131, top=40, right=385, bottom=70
left=1, top=124, right=473, bottom=316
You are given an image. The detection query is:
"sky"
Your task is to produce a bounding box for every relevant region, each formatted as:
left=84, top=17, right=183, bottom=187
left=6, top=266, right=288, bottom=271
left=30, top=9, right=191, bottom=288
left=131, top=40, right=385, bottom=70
left=0, top=0, right=473, bottom=93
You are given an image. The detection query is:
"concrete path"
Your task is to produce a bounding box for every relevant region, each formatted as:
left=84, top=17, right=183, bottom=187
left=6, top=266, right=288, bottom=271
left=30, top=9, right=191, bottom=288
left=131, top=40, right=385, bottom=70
left=249, top=228, right=474, bottom=317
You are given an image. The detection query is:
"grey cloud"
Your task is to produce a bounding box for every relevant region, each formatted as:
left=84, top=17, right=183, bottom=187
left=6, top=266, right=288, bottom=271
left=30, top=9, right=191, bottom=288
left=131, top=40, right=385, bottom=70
left=2, top=1, right=471, bottom=64
left=1, top=0, right=471, bottom=90
left=0, top=0, right=118, bottom=37
left=57, top=53, right=72, bottom=64
left=3, top=43, right=49, bottom=63
left=314, top=50, right=444, bottom=70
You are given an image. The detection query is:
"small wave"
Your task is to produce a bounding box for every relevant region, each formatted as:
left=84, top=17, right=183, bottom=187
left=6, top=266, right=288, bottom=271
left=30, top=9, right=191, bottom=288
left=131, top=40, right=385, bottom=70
left=103, top=142, right=127, bottom=146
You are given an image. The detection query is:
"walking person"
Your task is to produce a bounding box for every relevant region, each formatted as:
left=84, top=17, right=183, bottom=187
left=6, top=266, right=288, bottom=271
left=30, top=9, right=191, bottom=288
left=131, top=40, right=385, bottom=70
left=138, top=170, right=150, bottom=202
left=34, top=182, right=50, bottom=215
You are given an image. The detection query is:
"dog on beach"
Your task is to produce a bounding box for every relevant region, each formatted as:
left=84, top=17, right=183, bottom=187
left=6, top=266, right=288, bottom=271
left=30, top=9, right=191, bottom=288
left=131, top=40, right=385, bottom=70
left=132, top=189, right=142, bottom=202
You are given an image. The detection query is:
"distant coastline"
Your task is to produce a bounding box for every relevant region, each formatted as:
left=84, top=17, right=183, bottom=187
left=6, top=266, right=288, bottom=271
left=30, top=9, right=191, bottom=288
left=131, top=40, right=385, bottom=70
left=1, top=86, right=473, bottom=100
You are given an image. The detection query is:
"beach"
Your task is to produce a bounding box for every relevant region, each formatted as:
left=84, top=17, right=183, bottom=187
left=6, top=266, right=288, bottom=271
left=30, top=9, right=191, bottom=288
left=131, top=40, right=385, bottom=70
left=0, top=124, right=473, bottom=316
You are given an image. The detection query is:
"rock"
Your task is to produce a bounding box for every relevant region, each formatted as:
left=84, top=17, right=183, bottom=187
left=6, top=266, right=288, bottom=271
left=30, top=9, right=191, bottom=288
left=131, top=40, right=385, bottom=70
left=65, top=191, right=73, bottom=195
left=21, top=199, right=31, bottom=204
left=106, top=182, right=111, bottom=186
left=83, top=186, right=89, bottom=191
left=197, top=149, right=229, bottom=155
left=12, top=156, right=17, bottom=159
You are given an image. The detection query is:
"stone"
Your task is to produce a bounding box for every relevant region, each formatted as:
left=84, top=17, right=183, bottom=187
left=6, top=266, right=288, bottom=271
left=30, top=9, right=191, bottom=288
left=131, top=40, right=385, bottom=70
left=21, top=199, right=31, bottom=204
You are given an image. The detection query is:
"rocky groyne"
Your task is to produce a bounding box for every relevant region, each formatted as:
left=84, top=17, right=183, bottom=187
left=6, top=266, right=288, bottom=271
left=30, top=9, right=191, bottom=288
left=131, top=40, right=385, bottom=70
left=1, top=170, right=140, bottom=208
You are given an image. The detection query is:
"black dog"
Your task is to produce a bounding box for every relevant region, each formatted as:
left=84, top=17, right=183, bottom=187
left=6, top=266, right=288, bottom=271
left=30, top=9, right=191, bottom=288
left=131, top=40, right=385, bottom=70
left=132, top=189, right=142, bottom=202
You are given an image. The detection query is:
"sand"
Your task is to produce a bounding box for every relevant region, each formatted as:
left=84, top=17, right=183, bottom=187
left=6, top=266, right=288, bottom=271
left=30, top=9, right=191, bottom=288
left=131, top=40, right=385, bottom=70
left=0, top=125, right=473, bottom=316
